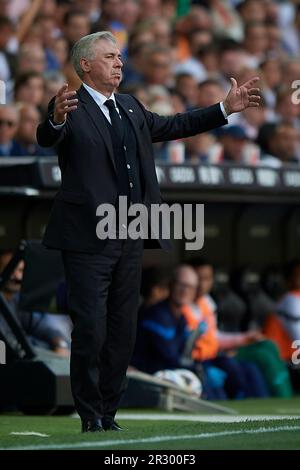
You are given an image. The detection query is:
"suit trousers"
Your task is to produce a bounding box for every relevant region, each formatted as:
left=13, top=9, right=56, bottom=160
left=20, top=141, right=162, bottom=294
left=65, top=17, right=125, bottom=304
left=61, top=237, right=143, bottom=420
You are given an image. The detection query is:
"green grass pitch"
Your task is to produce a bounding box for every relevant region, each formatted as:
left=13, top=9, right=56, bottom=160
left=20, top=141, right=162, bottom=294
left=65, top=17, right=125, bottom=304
left=1, top=398, right=300, bottom=450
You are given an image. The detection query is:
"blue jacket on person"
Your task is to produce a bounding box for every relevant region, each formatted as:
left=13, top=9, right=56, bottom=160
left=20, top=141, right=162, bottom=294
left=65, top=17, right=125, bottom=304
left=131, top=299, right=190, bottom=374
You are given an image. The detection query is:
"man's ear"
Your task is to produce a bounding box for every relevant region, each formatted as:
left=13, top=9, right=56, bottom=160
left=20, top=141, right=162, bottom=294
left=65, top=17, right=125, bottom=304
left=80, top=58, right=91, bottom=73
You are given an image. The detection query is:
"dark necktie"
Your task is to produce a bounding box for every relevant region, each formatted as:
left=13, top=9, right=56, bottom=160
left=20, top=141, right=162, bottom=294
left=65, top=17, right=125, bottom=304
left=104, top=99, right=124, bottom=143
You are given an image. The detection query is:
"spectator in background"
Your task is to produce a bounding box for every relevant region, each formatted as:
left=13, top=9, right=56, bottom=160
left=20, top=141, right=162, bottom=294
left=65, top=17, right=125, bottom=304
left=51, top=36, right=69, bottom=68
left=184, top=129, right=216, bottom=162
left=40, top=71, right=67, bottom=118
left=140, top=44, right=173, bottom=87
left=210, top=0, right=244, bottom=41
left=282, top=4, right=300, bottom=57
left=119, top=0, right=141, bottom=32
left=243, top=21, right=269, bottom=68
left=62, top=8, right=91, bottom=53
left=217, top=38, right=249, bottom=90
left=0, top=104, right=26, bottom=157
left=183, top=78, right=226, bottom=162
left=121, top=27, right=154, bottom=86
left=174, top=28, right=212, bottom=82
left=92, top=0, right=128, bottom=51
left=281, top=59, right=300, bottom=89
left=174, top=73, right=198, bottom=109
left=265, top=20, right=285, bottom=59
left=189, top=257, right=293, bottom=398
left=0, top=15, right=16, bottom=82
left=230, top=95, right=271, bottom=140
left=75, top=0, right=102, bottom=24
left=275, top=87, right=300, bottom=127
left=0, top=249, right=71, bottom=356
left=54, top=0, right=74, bottom=31
left=182, top=258, right=269, bottom=399
left=197, top=78, right=226, bottom=108
left=33, top=14, right=61, bottom=72
left=17, top=44, right=46, bottom=75
left=207, top=125, right=260, bottom=166
left=138, top=0, right=162, bottom=21
left=263, top=259, right=300, bottom=392
left=237, top=0, right=267, bottom=24
left=196, top=43, right=219, bottom=77
left=0, top=0, right=27, bottom=19
left=15, top=103, right=56, bottom=157
left=132, top=265, right=200, bottom=376
left=14, top=72, right=45, bottom=110
left=277, top=260, right=300, bottom=345
left=261, top=121, right=300, bottom=167
left=260, top=57, right=282, bottom=109
left=140, top=266, right=170, bottom=310
left=95, top=0, right=122, bottom=29
left=132, top=265, right=227, bottom=399
left=146, top=17, right=172, bottom=48
left=169, top=89, right=186, bottom=114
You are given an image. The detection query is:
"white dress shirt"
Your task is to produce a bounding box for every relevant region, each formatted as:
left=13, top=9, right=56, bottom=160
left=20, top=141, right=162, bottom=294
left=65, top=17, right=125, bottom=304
left=50, top=82, right=121, bottom=129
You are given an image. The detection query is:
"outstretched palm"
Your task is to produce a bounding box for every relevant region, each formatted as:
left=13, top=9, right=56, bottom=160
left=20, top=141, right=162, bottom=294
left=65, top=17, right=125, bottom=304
left=224, top=77, right=261, bottom=115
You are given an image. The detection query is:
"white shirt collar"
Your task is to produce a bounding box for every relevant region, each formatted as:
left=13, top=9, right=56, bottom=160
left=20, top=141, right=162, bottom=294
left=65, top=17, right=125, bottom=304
left=82, top=82, right=116, bottom=107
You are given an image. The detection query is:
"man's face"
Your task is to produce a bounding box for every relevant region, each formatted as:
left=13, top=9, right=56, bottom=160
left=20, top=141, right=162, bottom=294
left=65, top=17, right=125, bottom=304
left=220, top=50, right=246, bottom=78
left=273, top=125, right=299, bottom=161
left=245, top=25, right=268, bottom=55
left=170, top=269, right=199, bottom=307
left=0, top=106, right=19, bottom=145
left=197, top=84, right=225, bottom=107
left=82, top=39, right=123, bottom=92
left=222, top=135, right=247, bottom=162
left=144, top=52, right=171, bottom=85
left=17, top=106, right=40, bottom=144
left=16, top=77, right=45, bottom=107
left=195, top=265, right=214, bottom=297
left=0, top=254, right=24, bottom=295
left=103, top=0, right=122, bottom=20
left=65, top=14, right=90, bottom=45
left=19, top=46, right=46, bottom=74
left=176, top=76, right=198, bottom=105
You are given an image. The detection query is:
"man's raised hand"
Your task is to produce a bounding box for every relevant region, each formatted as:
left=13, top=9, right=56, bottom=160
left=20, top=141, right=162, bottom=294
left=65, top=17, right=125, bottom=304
left=53, top=84, right=78, bottom=124
left=223, top=76, right=261, bottom=115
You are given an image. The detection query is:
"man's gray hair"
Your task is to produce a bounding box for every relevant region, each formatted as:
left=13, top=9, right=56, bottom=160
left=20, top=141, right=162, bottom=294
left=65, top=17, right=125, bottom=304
left=71, top=31, right=116, bottom=80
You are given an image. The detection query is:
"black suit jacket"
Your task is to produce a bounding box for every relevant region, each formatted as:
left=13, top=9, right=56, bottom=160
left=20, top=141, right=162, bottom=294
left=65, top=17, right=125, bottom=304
left=36, top=85, right=227, bottom=253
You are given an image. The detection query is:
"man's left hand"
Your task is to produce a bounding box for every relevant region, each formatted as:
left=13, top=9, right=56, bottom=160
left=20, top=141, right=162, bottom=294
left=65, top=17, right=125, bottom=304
left=223, top=76, right=261, bottom=115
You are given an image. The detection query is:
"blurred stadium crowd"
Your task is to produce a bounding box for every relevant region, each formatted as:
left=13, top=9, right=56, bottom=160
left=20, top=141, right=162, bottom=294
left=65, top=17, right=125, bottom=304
left=1, top=246, right=300, bottom=399
left=0, top=0, right=299, bottom=164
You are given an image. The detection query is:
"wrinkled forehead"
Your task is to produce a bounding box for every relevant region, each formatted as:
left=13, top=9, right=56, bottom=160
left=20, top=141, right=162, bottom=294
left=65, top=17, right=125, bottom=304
left=93, top=38, right=121, bottom=56
left=176, top=268, right=199, bottom=286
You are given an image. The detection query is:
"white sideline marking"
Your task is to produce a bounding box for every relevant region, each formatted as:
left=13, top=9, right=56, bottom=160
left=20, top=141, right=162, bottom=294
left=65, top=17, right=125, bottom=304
left=4, top=425, right=300, bottom=450
left=10, top=432, right=49, bottom=437
left=71, top=412, right=300, bottom=423
left=117, top=413, right=299, bottom=423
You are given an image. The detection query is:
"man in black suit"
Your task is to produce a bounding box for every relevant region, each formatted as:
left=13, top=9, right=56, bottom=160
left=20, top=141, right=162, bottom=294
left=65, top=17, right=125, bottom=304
left=37, top=31, right=260, bottom=433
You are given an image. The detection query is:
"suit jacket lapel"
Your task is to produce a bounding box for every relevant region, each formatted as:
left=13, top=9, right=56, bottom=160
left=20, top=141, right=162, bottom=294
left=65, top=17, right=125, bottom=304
left=77, top=85, right=116, bottom=173
left=115, top=95, right=145, bottom=156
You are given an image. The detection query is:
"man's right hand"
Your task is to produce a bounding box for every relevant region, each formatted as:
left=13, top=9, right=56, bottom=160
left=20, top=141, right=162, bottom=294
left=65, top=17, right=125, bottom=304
left=53, top=83, right=78, bottom=124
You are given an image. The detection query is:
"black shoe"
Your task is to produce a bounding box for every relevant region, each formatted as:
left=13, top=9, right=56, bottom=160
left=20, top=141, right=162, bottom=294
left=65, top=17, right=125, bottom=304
left=81, top=418, right=104, bottom=433
left=102, top=417, right=123, bottom=432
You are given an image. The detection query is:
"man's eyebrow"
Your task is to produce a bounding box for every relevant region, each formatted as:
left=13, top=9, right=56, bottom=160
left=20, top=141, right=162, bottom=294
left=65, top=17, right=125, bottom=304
left=105, top=51, right=122, bottom=57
